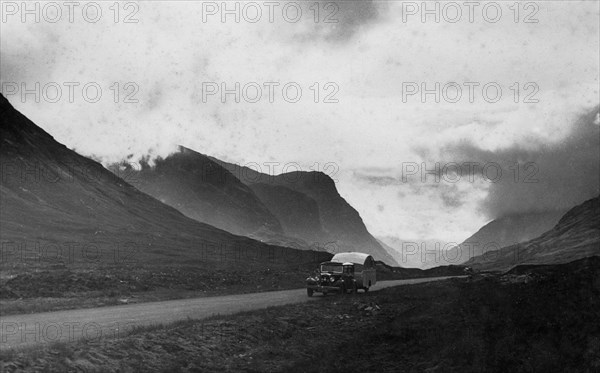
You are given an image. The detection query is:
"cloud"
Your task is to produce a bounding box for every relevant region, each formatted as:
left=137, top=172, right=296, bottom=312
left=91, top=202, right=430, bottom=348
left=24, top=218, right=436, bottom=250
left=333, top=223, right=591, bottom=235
left=308, top=0, right=384, bottom=41
left=440, top=184, right=467, bottom=208
left=442, top=106, right=600, bottom=219
left=1, top=1, right=597, bottom=243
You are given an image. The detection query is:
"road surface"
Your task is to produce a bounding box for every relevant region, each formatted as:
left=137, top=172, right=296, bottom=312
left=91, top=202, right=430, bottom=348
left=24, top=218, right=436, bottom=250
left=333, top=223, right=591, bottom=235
left=0, top=276, right=460, bottom=349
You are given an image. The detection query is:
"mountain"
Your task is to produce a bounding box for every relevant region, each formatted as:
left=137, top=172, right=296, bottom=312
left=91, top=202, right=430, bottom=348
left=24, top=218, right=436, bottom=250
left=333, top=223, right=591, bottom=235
left=210, top=159, right=400, bottom=266
left=465, top=196, right=600, bottom=271
left=249, top=182, right=327, bottom=244
left=0, top=94, right=329, bottom=271
left=375, top=239, right=402, bottom=265
left=108, top=147, right=285, bottom=239
left=453, top=210, right=568, bottom=263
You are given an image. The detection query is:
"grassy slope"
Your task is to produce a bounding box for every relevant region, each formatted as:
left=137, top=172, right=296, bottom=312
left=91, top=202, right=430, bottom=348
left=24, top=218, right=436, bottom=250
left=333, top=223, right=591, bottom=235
left=3, top=257, right=598, bottom=372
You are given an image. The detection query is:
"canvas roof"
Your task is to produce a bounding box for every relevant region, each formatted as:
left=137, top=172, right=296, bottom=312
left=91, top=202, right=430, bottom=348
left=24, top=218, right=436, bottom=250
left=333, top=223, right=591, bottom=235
left=331, top=252, right=372, bottom=265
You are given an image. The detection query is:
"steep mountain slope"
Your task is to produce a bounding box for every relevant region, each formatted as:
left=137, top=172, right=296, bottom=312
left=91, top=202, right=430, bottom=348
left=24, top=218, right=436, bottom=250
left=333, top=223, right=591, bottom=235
left=211, top=159, right=399, bottom=265
left=249, top=182, right=326, bottom=243
left=0, top=93, right=328, bottom=271
left=109, top=147, right=284, bottom=238
left=452, top=210, right=568, bottom=262
left=465, top=196, right=600, bottom=271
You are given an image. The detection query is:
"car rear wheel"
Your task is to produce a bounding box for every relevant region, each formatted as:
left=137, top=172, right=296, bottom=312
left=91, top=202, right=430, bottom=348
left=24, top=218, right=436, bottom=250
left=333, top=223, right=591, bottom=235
left=307, top=288, right=313, bottom=297
left=352, top=282, right=358, bottom=294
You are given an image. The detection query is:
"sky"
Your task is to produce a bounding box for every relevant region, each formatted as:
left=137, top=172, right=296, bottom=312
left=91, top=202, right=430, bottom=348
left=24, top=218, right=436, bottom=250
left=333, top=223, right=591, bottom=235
left=1, top=0, right=599, bottom=244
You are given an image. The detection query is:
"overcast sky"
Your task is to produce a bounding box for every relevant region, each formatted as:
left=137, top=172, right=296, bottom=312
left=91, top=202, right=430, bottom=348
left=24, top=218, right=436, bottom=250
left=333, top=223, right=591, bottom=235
left=1, top=1, right=599, bottom=243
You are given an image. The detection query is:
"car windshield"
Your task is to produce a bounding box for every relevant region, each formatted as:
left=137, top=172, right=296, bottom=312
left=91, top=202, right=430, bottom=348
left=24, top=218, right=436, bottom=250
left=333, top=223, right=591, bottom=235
left=320, top=263, right=343, bottom=273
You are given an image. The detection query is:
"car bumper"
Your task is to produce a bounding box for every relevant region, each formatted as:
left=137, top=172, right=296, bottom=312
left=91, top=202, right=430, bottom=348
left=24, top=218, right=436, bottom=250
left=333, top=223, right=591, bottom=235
left=307, top=285, right=342, bottom=292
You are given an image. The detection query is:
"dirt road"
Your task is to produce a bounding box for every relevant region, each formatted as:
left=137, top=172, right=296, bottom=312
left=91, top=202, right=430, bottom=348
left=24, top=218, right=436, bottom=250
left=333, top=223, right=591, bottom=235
left=0, top=277, right=459, bottom=349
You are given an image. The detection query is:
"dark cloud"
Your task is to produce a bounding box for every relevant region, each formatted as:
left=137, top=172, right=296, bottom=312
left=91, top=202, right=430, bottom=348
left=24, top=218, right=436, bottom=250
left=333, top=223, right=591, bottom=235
left=0, top=27, right=61, bottom=85
left=440, top=184, right=467, bottom=208
left=443, top=106, right=600, bottom=219
left=293, top=0, right=384, bottom=42
left=353, top=172, right=399, bottom=186
left=353, top=168, right=470, bottom=209
left=327, top=0, right=381, bottom=39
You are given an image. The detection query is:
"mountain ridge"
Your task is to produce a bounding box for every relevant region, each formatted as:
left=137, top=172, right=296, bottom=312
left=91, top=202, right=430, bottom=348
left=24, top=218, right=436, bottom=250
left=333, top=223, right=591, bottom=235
left=465, top=196, right=600, bottom=271
left=210, top=158, right=400, bottom=265
left=108, top=146, right=285, bottom=239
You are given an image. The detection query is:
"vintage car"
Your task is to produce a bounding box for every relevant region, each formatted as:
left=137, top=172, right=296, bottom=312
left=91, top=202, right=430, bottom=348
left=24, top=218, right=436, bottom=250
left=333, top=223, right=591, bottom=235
left=306, top=261, right=357, bottom=297
left=306, top=252, right=377, bottom=297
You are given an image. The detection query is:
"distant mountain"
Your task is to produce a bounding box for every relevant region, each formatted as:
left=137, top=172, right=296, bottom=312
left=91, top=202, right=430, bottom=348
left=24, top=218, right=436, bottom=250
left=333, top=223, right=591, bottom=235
left=465, top=196, right=600, bottom=271
left=211, top=159, right=399, bottom=266
left=375, top=238, right=401, bottom=265
left=376, top=236, right=455, bottom=269
left=0, top=94, right=328, bottom=269
left=108, top=147, right=284, bottom=239
left=451, top=210, right=568, bottom=263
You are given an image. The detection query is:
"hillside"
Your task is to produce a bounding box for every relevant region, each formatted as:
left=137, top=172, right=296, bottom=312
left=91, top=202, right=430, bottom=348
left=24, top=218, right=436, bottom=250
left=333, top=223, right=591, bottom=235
left=108, top=147, right=284, bottom=239
left=249, top=182, right=327, bottom=244
left=0, top=93, right=331, bottom=311
left=0, top=93, right=321, bottom=267
left=451, top=210, right=568, bottom=263
left=211, top=159, right=399, bottom=265
left=465, top=196, right=600, bottom=271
